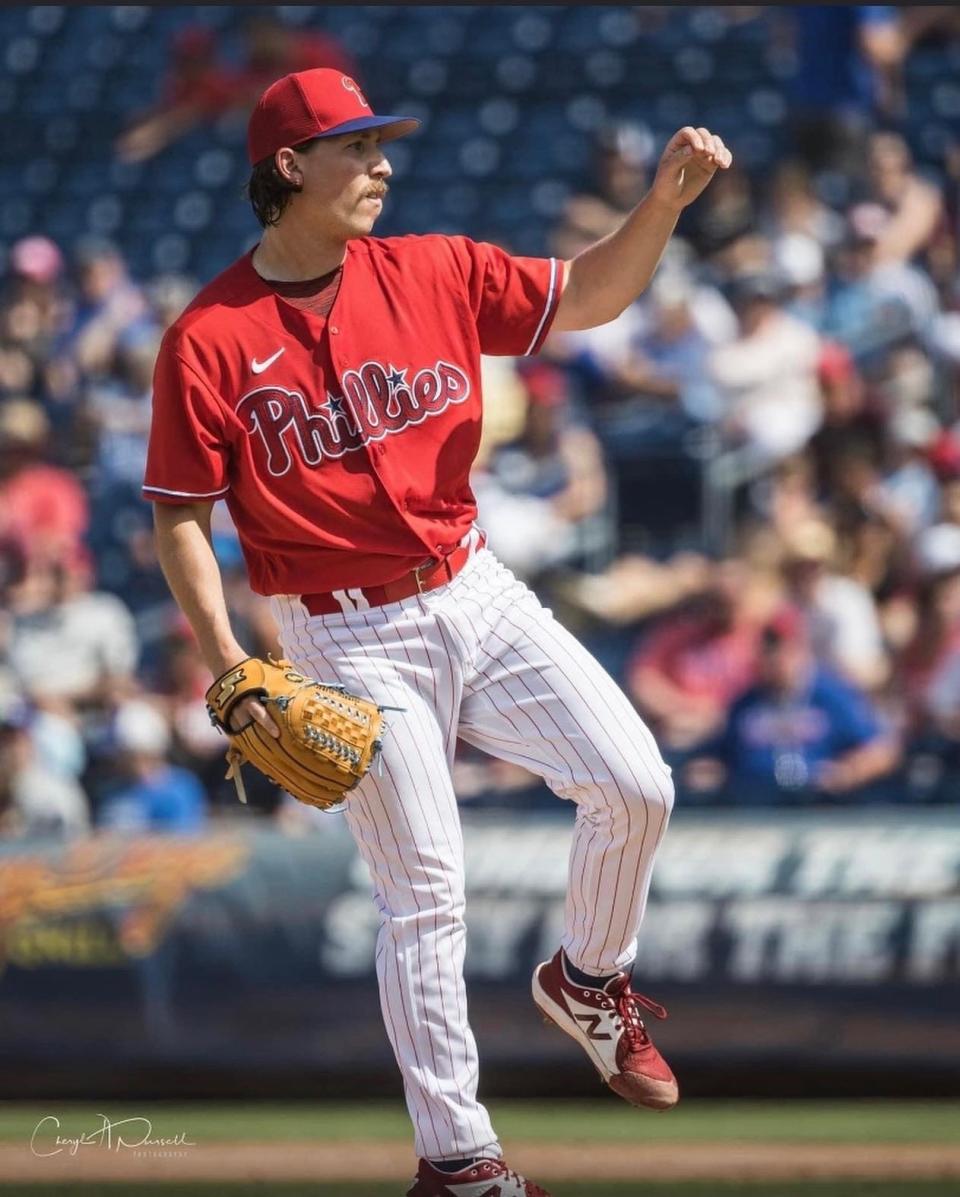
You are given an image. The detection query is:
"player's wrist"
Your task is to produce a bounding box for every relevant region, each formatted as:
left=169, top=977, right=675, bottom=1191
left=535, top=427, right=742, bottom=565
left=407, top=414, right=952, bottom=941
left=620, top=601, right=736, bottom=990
left=645, top=185, right=686, bottom=218
left=207, top=644, right=253, bottom=680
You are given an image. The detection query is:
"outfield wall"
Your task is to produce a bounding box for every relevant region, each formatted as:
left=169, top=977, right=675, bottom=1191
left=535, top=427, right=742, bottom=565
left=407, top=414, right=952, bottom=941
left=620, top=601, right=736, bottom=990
left=1, top=808, right=958, bottom=1097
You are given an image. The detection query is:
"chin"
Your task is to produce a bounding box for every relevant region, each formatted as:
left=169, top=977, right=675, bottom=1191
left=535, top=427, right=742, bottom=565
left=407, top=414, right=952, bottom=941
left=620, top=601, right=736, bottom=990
left=342, top=215, right=378, bottom=240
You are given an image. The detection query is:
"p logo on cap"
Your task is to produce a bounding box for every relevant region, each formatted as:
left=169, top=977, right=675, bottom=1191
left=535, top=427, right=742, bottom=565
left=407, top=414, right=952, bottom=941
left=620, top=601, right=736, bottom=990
left=341, top=76, right=370, bottom=108
left=247, top=67, right=419, bottom=165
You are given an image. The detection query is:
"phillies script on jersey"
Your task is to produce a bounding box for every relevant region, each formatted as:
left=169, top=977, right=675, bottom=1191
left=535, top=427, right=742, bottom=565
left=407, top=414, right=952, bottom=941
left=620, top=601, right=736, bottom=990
left=144, top=235, right=561, bottom=595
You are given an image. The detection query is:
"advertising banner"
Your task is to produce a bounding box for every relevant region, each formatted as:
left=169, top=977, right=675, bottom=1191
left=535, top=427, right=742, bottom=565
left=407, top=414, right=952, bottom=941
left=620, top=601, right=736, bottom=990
left=1, top=809, right=958, bottom=1093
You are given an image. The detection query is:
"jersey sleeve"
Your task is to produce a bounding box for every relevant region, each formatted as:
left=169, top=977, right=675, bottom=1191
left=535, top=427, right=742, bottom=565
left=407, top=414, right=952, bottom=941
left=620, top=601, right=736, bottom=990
left=454, top=238, right=563, bottom=357
left=143, top=337, right=231, bottom=504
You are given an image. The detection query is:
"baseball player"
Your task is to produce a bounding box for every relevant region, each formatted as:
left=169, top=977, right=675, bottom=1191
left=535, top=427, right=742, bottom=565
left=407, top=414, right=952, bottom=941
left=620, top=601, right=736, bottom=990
left=145, top=67, right=731, bottom=1197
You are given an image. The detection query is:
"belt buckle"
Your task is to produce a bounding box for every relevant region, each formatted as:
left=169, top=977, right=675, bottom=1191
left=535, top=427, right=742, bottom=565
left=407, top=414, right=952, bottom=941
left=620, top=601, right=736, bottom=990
left=413, top=559, right=434, bottom=594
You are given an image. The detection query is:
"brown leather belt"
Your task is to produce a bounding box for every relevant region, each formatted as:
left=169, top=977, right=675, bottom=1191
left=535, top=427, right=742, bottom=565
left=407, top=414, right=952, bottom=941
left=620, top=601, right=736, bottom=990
left=299, top=533, right=486, bottom=616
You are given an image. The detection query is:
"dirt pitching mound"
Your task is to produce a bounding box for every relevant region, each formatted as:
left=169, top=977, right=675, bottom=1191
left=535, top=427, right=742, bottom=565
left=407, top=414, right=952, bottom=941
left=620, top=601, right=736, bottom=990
left=3, top=1140, right=960, bottom=1184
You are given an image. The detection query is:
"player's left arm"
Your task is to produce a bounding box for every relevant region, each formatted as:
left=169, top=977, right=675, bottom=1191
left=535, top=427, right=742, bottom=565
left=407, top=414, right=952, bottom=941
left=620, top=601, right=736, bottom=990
left=553, top=126, right=732, bottom=332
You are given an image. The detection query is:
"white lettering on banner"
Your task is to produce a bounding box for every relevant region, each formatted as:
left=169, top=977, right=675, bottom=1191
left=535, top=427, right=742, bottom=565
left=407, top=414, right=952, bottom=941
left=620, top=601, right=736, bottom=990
left=463, top=824, right=572, bottom=897
left=326, top=815, right=960, bottom=984
left=650, top=826, right=791, bottom=899
left=724, top=900, right=901, bottom=983
left=321, top=892, right=379, bottom=977
left=631, top=902, right=715, bottom=980
left=791, top=828, right=960, bottom=899
left=459, top=898, right=543, bottom=978
left=906, top=899, right=960, bottom=982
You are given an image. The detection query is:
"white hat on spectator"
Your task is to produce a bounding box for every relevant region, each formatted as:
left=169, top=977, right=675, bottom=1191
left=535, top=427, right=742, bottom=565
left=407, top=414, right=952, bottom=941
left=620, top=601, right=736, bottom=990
left=917, top=524, right=960, bottom=576
left=774, top=233, right=824, bottom=287
left=114, top=701, right=171, bottom=756
left=891, top=406, right=940, bottom=448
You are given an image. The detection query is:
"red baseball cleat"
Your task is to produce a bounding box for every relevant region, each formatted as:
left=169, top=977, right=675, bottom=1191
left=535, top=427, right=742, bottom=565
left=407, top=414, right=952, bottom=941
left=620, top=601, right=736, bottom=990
left=532, top=949, right=679, bottom=1111
left=407, top=1157, right=552, bottom=1197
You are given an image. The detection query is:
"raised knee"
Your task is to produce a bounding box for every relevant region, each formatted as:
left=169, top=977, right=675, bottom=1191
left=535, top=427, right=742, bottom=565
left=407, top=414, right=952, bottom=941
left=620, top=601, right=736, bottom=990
left=606, top=761, right=674, bottom=819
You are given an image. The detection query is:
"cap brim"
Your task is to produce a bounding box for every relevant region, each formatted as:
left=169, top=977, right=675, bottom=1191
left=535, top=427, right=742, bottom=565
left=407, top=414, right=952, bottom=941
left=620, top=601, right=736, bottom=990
left=310, top=115, right=420, bottom=143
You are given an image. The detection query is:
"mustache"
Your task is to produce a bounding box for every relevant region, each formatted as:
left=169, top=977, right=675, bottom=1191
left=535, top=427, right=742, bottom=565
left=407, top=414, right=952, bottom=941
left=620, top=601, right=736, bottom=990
left=366, top=183, right=389, bottom=199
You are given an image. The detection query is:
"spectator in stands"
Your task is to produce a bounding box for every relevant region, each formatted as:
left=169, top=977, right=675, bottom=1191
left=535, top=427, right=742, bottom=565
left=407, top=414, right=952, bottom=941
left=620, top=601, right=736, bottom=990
left=864, top=130, right=945, bottom=265
left=2, top=235, right=72, bottom=362
left=115, top=25, right=244, bottom=164
left=151, top=625, right=221, bottom=765
left=557, top=121, right=654, bottom=254
left=681, top=163, right=759, bottom=271
left=627, top=560, right=770, bottom=752
left=689, top=604, right=900, bottom=801
left=0, top=691, right=89, bottom=839
left=471, top=358, right=609, bottom=580
left=146, top=274, right=199, bottom=333
left=619, top=272, right=717, bottom=413
left=763, top=160, right=845, bottom=251
left=58, top=238, right=153, bottom=382
left=808, top=342, right=886, bottom=496
left=773, top=231, right=829, bottom=331
left=236, top=13, right=356, bottom=101
left=7, top=551, right=138, bottom=713
left=823, top=203, right=939, bottom=361
left=783, top=6, right=905, bottom=173
left=0, top=399, right=89, bottom=567
left=546, top=241, right=734, bottom=418
left=874, top=405, right=942, bottom=536
left=114, top=16, right=355, bottom=163
left=780, top=519, right=889, bottom=691
left=768, top=454, right=826, bottom=538
left=98, top=700, right=207, bottom=833
left=895, top=545, right=960, bottom=794
left=709, top=272, right=823, bottom=464
left=899, top=550, right=960, bottom=718
left=86, top=327, right=160, bottom=490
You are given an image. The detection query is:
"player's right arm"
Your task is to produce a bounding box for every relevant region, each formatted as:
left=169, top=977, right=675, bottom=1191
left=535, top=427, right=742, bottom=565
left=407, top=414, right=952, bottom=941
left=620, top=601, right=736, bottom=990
left=145, top=332, right=280, bottom=738
left=152, top=500, right=246, bottom=677
left=153, top=500, right=279, bottom=738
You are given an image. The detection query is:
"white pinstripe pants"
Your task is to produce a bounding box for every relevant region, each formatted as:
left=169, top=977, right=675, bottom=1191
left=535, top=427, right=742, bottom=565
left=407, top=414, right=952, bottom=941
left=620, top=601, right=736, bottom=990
left=271, top=547, right=674, bottom=1162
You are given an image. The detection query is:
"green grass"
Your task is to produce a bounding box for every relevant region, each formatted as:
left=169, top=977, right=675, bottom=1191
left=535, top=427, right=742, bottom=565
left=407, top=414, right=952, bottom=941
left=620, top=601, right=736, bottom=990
left=0, top=1100, right=958, bottom=1145
left=3, top=1184, right=960, bottom=1197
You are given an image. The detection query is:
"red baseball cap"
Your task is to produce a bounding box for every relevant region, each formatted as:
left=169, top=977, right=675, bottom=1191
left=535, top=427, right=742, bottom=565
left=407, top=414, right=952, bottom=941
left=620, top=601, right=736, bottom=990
left=247, top=68, right=419, bottom=165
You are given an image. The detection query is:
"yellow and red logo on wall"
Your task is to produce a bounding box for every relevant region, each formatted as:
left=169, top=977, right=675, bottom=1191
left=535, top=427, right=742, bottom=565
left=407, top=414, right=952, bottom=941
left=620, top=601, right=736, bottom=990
left=0, top=834, right=250, bottom=970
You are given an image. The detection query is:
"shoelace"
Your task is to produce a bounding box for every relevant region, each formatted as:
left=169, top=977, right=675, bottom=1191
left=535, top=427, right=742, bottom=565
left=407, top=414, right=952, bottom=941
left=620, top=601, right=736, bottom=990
left=614, top=984, right=668, bottom=1053
left=475, top=1163, right=546, bottom=1197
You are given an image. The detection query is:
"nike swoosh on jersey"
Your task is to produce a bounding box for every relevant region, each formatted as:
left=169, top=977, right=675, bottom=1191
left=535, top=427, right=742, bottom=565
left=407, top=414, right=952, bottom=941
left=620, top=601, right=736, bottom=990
left=251, top=347, right=285, bottom=374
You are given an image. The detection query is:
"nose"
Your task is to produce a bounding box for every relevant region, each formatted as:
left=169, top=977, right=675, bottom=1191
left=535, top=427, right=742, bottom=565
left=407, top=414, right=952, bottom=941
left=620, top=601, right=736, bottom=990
left=371, top=150, right=391, bottom=180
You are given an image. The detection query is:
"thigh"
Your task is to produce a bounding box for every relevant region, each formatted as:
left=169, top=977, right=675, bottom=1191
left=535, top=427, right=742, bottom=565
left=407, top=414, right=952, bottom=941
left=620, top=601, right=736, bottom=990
left=272, top=597, right=466, bottom=909
left=458, top=585, right=673, bottom=807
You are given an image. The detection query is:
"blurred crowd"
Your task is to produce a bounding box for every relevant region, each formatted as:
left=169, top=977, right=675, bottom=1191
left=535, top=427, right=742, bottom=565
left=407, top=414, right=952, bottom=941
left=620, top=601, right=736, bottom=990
left=2, top=6, right=960, bottom=840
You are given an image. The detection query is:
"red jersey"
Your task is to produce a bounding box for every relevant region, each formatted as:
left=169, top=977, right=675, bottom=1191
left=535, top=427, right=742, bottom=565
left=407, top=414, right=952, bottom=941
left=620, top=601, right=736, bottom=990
left=143, top=235, right=562, bottom=595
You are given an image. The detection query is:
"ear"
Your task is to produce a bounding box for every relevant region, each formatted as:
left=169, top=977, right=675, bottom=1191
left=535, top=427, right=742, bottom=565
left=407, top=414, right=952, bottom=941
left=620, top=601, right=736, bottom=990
left=274, top=147, right=303, bottom=188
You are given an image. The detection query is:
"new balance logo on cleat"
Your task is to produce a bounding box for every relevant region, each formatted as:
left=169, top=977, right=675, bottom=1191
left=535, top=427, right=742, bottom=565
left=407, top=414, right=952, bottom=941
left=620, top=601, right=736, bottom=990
left=574, top=1012, right=612, bottom=1041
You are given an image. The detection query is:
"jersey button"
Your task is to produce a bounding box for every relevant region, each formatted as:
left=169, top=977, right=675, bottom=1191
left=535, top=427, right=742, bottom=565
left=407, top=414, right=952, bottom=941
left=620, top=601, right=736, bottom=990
left=330, top=325, right=339, bottom=335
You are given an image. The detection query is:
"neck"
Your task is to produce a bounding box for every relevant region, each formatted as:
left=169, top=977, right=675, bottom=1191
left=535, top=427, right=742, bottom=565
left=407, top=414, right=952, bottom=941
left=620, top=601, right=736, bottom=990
left=252, top=215, right=347, bottom=282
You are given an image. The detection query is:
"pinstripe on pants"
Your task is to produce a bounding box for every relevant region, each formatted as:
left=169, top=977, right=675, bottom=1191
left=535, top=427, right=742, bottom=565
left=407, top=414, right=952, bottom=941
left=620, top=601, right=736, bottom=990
left=271, top=546, right=675, bottom=1161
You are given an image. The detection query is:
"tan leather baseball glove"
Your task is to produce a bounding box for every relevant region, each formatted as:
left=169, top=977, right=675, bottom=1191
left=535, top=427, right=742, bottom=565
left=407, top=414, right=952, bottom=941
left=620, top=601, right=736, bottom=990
left=206, top=657, right=385, bottom=811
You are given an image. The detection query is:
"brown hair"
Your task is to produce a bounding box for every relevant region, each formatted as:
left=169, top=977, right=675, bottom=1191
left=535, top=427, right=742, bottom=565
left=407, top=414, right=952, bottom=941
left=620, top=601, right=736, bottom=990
left=245, top=140, right=317, bottom=228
